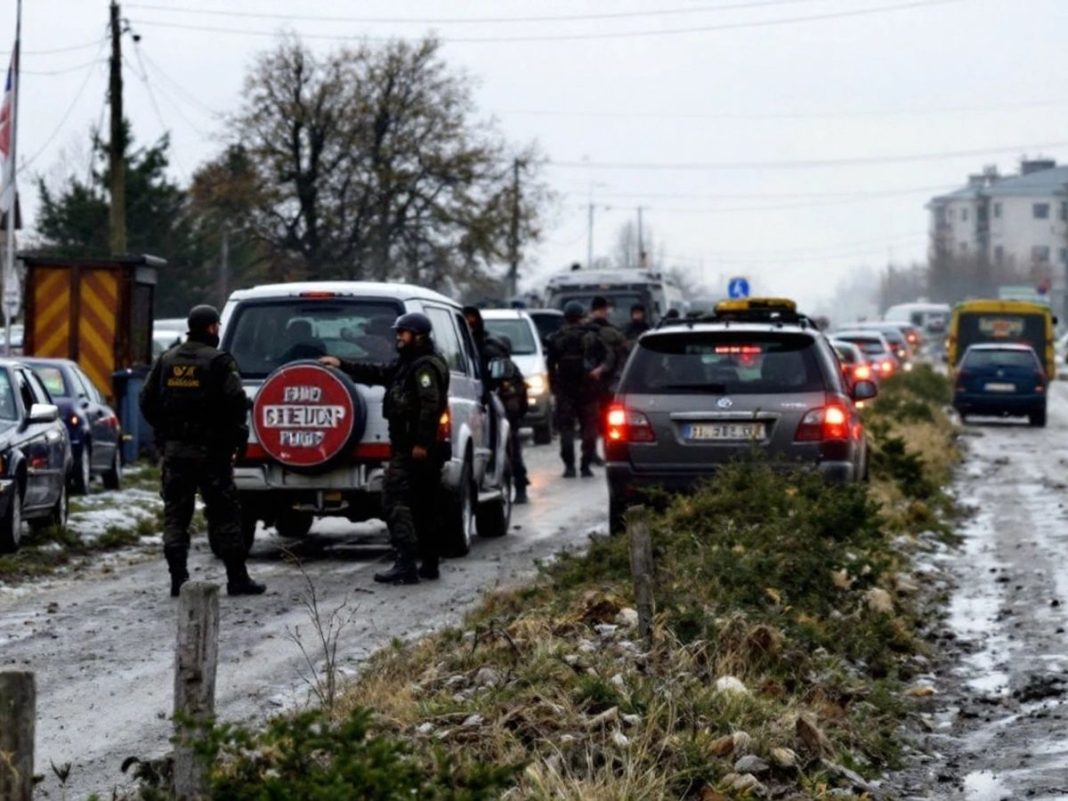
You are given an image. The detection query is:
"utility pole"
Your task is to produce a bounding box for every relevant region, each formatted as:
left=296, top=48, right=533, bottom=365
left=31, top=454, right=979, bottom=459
left=217, top=227, right=230, bottom=306
left=586, top=203, right=594, bottom=269
left=637, top=206, right=644, bottom=269
left=507, top=158, right=521, bottom=299
left=108, top=0, right=126, bottom=256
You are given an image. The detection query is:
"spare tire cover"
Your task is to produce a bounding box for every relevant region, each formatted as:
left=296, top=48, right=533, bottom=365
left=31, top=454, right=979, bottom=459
left=252, top=360, right=367, bottom=472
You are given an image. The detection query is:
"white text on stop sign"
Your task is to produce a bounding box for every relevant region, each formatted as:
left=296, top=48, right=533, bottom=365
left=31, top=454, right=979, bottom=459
left=262, top=405, right=347, bottom=429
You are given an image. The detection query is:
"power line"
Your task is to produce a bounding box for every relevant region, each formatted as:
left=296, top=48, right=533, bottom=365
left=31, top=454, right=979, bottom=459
left=128, top=0, right=961, bottom=45
left=127, top=43, right=191, bottom=178
left=138, top=50, right=221, bottom=117
left=547, top=139, right=1068, bottom=171
left=124, top=0, right=828, bottom=25
left=22, top=57, right=107, bottom=77
left=1, top=35, right=106, bottom=57
left=559, top=183, right=957, bottom=202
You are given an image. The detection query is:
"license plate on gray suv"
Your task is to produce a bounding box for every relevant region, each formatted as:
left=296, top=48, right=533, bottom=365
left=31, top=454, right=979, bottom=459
left=685, top=422, right=765, bottom=441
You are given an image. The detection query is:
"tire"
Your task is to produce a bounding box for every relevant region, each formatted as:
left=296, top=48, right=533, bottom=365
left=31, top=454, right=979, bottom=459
left=608, top=490, right=627, bottom=536
left=476, top=463, right=512, bottom=539
left=30, top=483, right=68, bottom=534
left=71, top=443, right=91, bottom=495
left=1029, top=407, right=1047, bottom=427
left=533, top=423, right=552, bottom=445
left=276, top=509, right=314, bottom=539
left=0, top=484, right=23, bottom=553
left=102, top=447, right=122, bottom=491
left=441, top=458, right=475, bottom=558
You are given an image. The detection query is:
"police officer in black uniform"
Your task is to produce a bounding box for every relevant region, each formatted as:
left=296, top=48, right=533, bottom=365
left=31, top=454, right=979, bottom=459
left=140, top=305, right=266, bottom=598
left=546, top=301, right=599, bottom=478
left=320, top=312, right=449, bottom=584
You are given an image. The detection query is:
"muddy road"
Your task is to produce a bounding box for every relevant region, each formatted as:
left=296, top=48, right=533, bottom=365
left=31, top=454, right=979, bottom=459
left=898, top=381, right=1068, bottom=801
left=0, top=442, right=605, bottom=800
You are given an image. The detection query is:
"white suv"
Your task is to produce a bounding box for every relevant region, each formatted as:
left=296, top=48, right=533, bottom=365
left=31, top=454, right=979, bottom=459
left=220, top=281, right=513, bottom=558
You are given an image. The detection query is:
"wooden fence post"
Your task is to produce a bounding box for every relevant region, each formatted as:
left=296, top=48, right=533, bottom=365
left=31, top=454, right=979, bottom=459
left=626, top=506, right=655, bottom=644
left=0, top=671, right=35, bottom=801
left=173, top=582, right=220, bottom=801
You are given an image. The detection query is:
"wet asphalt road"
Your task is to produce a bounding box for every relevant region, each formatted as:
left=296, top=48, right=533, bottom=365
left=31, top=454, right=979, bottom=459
left=0, top=440, right=605, bottom=800
left=898, top=381, right=1068, bottom=801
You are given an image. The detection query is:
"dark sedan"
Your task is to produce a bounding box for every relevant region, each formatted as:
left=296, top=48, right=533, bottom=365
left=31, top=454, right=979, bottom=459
left=23, top=358, right=122, bottom=493
left=953, top=343, right=1047, bottom=427
left=0, top=360, right=72, bottom=552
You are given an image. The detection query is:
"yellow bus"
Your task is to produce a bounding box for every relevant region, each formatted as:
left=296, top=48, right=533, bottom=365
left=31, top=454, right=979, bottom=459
left=948, top=299, right=1057, bottom=379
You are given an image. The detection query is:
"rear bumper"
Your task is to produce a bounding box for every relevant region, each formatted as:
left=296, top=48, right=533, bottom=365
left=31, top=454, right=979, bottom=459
left=953, top=392, right=1044, bottom=414
left=607, top=458, right=858, bottom=497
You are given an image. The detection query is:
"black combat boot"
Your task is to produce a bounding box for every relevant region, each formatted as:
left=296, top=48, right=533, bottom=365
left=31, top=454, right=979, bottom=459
left=224, top=558, right=267, bottom=596
left=580, top=460, right=595, bottom=478
left=418, top=558, right=440, bottom=580
left=374, top=558, right=419, bottom=585
left=562, top=464, right=577, bottom=478
left=164, top=545, right=189, bottom=598
left=513, top=486, right=529, bottom=504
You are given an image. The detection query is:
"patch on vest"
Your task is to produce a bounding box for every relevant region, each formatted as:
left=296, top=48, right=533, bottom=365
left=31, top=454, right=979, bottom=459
left=418, top=371, right=433, bottom=389
left=166, top=364, right=201, bottom=389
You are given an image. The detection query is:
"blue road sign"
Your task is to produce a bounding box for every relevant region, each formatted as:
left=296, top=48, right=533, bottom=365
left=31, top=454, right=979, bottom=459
left=728, top=277, right=750, bottom=299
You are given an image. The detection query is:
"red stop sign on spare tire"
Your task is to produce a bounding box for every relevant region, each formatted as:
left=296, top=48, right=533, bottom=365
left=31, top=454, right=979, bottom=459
left=253, top=362, right=362, bottom=470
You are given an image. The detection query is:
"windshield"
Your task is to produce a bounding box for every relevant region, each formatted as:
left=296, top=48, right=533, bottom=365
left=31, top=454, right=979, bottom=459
left=224, top=299, right=405, bottom=378
left=555, top=293, right=644, bottom=328
left=621, top=331, right=825, bottom=395
left=956, top=312, right=1047, bottom=366
left=482, top=318, right=538, bottom=355
left=962, top=349, right=1039, bottom=369
left=0, top=370, right=16, bottom=420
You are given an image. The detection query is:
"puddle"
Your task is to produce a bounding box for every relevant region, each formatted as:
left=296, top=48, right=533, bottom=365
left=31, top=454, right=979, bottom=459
left=963, top=770, right=1009, bottom=800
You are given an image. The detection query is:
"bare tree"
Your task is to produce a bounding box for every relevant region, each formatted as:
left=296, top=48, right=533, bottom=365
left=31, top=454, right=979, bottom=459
left=230, top=37, right=548, bottom=288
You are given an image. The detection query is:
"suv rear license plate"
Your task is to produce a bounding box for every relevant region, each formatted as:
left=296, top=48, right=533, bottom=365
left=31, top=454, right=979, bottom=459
left=984, top=382, right=1015, bottom=392
left=685, top=422, right=765, bottom=441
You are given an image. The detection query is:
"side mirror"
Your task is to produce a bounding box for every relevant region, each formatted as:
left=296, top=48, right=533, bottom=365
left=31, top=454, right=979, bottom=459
left=28, top=403, right=59, bottom=424
left=851, top=380, right=878, bottom=402
left=488, top=357, right=509, bottom=380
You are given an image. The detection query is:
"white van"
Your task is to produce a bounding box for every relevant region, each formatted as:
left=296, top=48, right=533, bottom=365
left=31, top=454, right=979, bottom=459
left=480, top=309, right=553, bottom=444
left=544, top=268, right=686, bottom=327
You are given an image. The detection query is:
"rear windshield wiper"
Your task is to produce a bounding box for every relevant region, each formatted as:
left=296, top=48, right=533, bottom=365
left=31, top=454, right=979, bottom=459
left=659, top=383, right=729, bottom=393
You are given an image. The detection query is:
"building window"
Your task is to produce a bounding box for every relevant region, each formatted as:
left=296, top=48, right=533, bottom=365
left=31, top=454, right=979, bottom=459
left=1061, top=248, right=1068, bottom=265
left=1061, top=202, right=1068, bottom=221
left=959, top=242, right=969, bottom=253
left=962, top=208, right=969, bottom=222
left=1032, top=245, right=1051, bottom=262
left=1034, top=203, right=1050, bottom=219
left=993, top=202, right=1001, bottom=218
left=994, top=245, right=1004, bottom=264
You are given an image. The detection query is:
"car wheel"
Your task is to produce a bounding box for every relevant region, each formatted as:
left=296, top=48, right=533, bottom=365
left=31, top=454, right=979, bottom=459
left=442, top=458, right=475, bottom=558
left=533, top=424, right=552, bottom=445
left=72, top=443, right=91, bottom=495
left=1029, top=407, right=1047, bottom=427
left=102, top=447, right=122, bottom=491
left=609, top=489, right=627, bottom=536
left=31, top=483, right=68, bottom=534
left=0, top=484, right=23, bottom=553
left=276, top=509, right=314, bottom=539
left=476, top=462, right=512, bottom=539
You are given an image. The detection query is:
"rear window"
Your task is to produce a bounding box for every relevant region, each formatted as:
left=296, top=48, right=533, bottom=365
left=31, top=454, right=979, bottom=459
left=483, top=318, right=538, bottom=355
left=837, top=336, right=887, bottom=356
left=224, top=299, right=404, bottom=378
left=530, top=312, right=564, bottom=342
left=957, top=312, right=1047, bottom=364
left=621, top=332, right=825, bottom=395
left=962, top=349, right=1039, bottom=369
left=28, top=365, right=68, bottom=397
left=831, top=344, right=858, bottom=364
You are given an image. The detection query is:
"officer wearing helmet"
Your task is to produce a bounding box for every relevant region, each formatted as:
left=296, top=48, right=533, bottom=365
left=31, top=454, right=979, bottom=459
left=140, top=304, right=266, bottom=598
left=546, top=301, right=599, bottom=477
left=320, top=312, right=449, bottom=584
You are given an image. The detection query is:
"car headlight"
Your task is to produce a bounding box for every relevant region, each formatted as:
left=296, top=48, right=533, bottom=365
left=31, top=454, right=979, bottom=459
left=526, top=372, right=548, bottom=396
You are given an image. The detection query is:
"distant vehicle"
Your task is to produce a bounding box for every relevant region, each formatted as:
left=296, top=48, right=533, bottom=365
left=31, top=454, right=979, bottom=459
left=0, top=360, right=72, bottom=553
left=829, top=339, right=874, bottom=390
left=607, top=297, right=875, bottom=534
left=831, top=330, right=899, bottom=380
left=525, top=308, right=565, bottom=347
left=847, top=321, right=913, bottom=364
left=221, top=281, right=513, bottom=558
left=953, top=343, right=1047, bottom=427
left=22, top=358, right=123, bottom=494
left=544, top=268, right=686, bottom=328
left=948, top=299, right=1057, bottom=380
left=152, top=318, right=185, bottom=358
left=480, top=309, right=554, bottom=445
left=883, top=302, right=951, bottom=335
left=0, top=323, right=24, bottom=355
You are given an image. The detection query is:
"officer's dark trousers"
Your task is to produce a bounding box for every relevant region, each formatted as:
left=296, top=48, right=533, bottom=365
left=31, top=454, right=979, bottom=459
left=555, top=393, right=598, bottom=469
left=162, top=442, right=243, bottom=560
left=383, top=452, right=440, bottom=564
left=507, top=415, right=528, bottom=488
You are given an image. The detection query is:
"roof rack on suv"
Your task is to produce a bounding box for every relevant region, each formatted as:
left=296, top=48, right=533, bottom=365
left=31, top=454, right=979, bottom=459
left=656, top=297, right=819, bottom=330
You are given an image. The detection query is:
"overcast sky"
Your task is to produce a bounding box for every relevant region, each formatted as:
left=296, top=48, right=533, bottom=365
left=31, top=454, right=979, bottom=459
left=8, top=0, right=1068, bottom=313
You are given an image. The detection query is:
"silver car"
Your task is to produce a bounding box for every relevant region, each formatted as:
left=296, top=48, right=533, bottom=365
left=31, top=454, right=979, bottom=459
left=606, top=320, right=875, bottom=533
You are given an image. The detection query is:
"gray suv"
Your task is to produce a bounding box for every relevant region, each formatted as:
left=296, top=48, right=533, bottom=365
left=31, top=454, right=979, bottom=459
left=606, top=310, right=875, bottom=532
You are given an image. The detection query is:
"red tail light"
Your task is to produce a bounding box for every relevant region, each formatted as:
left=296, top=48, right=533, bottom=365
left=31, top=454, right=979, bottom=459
left=795, top=402, right=850, bottom=442
left=854, top=364, right=872, bottom=381
left=1035, top=371, right=1047, bottom=394
left=607, top=404, right=655, bottom=443
left=880, top=360, right=895, bottom=375
left=437, top=411, right=451, bottom=443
